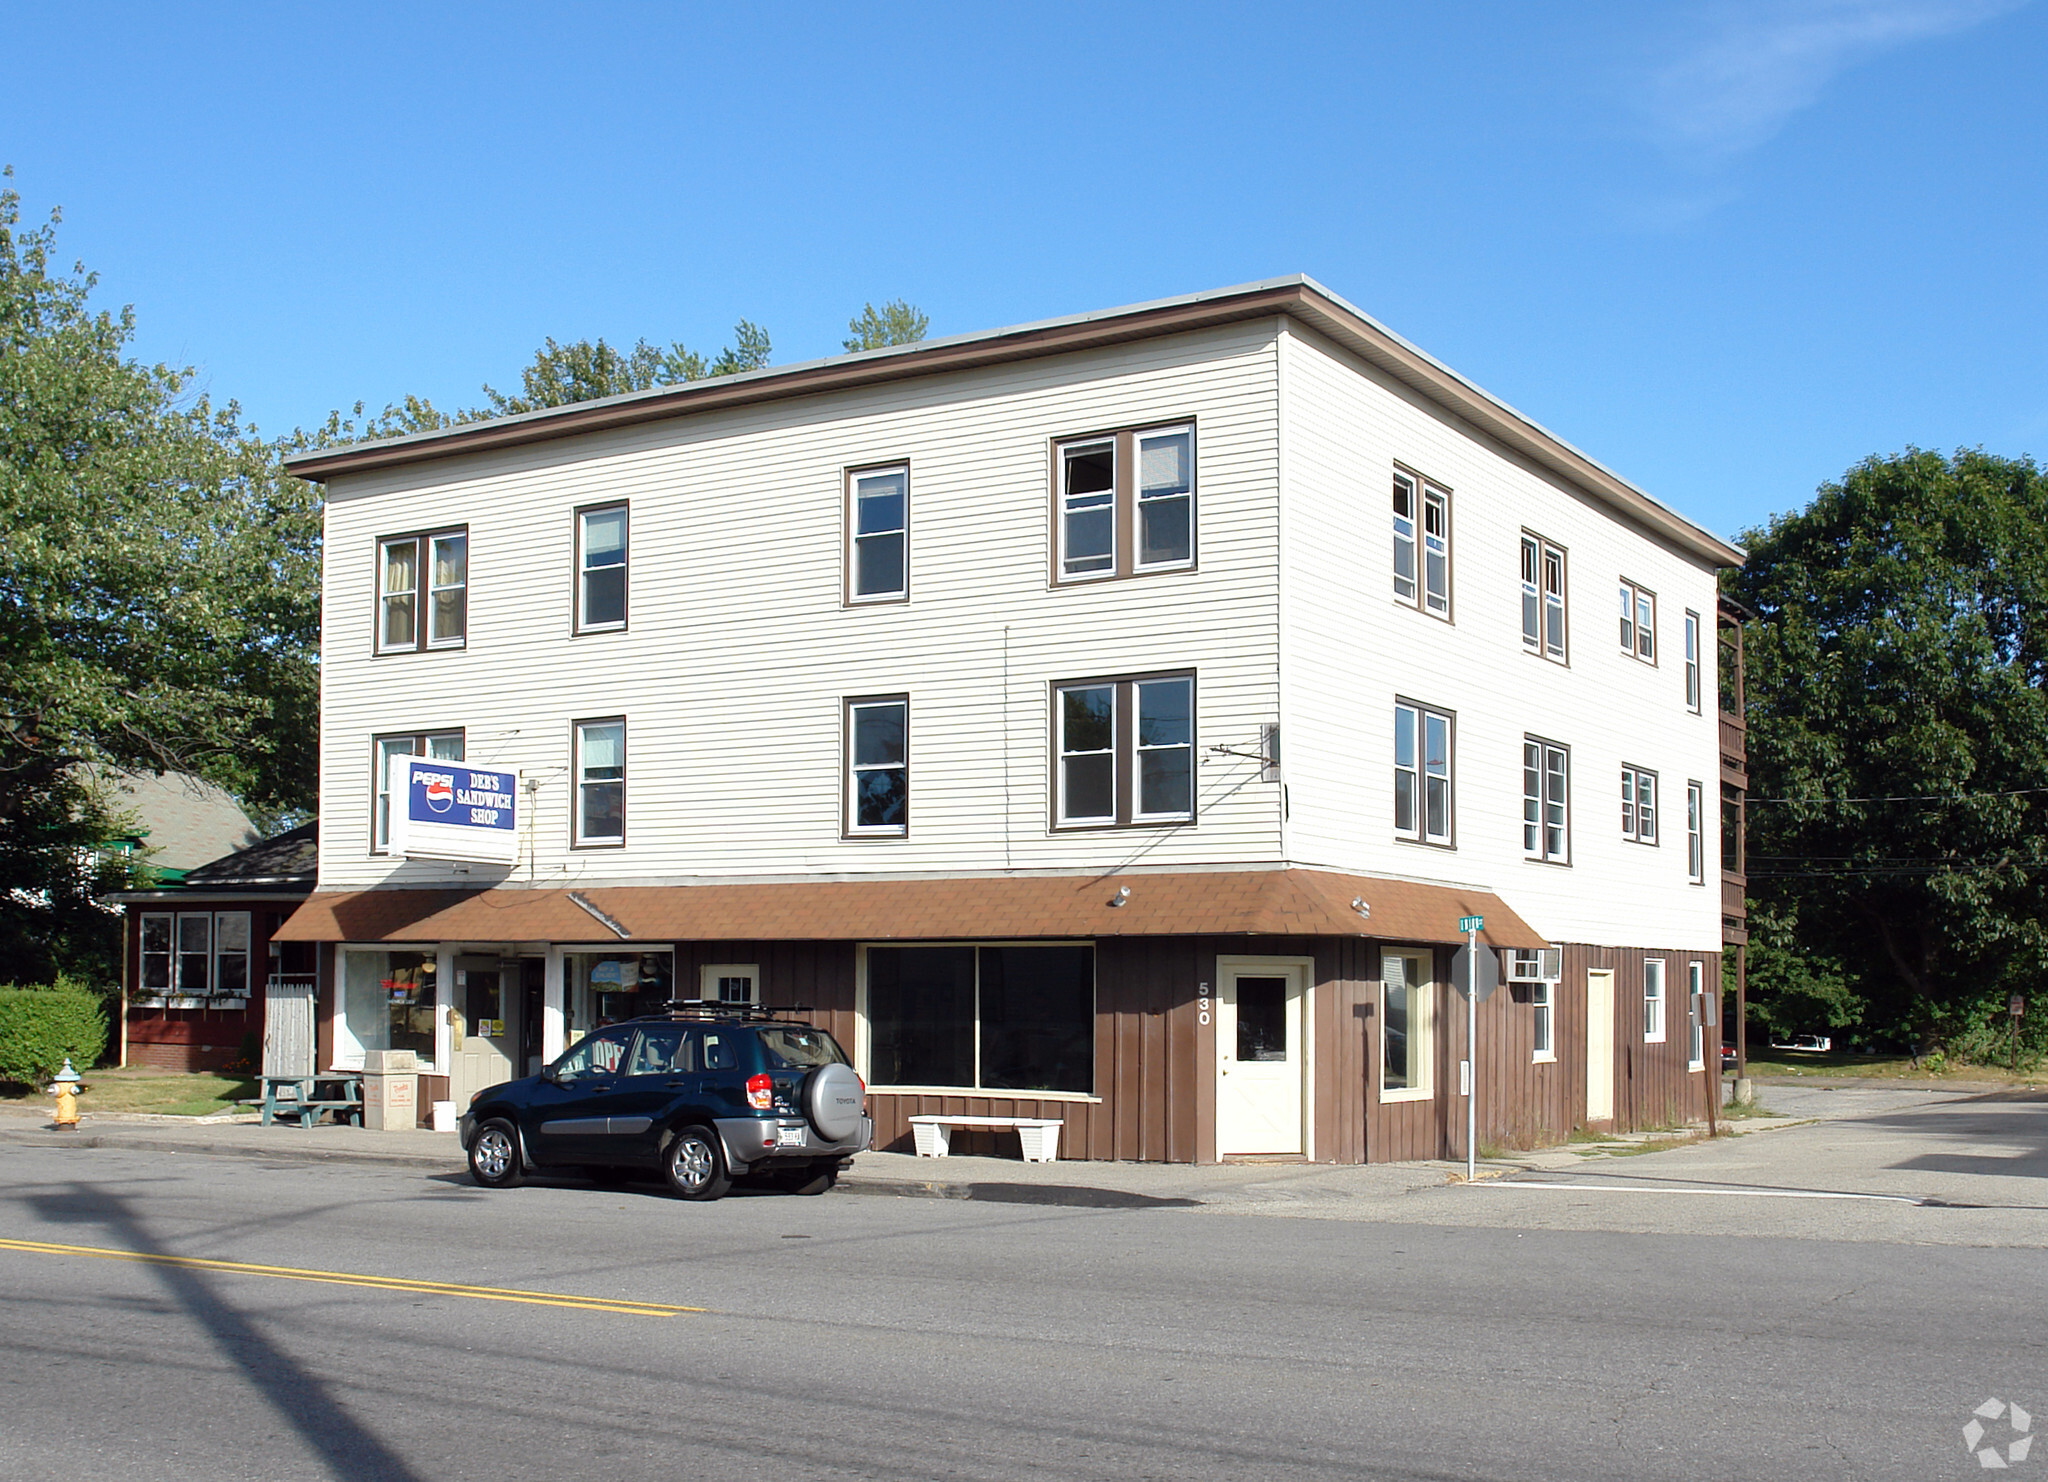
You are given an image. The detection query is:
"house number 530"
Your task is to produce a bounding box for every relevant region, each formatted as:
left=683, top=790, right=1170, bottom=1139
left=1198, top=983, right=1211, bottom=1027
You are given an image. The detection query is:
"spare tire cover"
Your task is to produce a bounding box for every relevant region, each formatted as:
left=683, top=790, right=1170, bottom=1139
left=803, top=1062, right=865, bottom=1142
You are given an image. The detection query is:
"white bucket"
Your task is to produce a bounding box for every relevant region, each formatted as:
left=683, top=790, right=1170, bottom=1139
left=431, top=1100, right=457, bottom=1134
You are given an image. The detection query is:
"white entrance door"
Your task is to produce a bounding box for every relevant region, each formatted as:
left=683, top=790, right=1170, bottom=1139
left=1216, top=958, right=1310, bottom=1156
left=451, top=957, right=518, bottom=1109
left=1586, top=968, right=1615, bottom=1124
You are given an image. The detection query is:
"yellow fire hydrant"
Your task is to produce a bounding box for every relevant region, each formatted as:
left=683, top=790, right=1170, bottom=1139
left=50, top=1057, right=85, bottom=1129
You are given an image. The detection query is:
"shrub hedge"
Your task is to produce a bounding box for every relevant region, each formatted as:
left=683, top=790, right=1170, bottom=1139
left=0, top=979, right=109, bottom=1087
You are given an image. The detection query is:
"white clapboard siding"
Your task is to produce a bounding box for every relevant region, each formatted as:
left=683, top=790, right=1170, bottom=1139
left=1277, top=324, right=1726, bottom=953
left=317, top=322, right=1287, bottom=891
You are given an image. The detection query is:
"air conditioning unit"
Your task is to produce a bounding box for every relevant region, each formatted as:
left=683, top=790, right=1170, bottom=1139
left=1506, top=948, right=1562, bottom=983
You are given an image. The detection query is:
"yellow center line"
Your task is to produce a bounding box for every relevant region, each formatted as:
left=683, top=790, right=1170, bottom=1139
left=0, top=1237, right=702, bottom=1317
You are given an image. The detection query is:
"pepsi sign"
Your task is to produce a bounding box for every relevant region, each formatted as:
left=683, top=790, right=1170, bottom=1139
left=389, top=755, right=521, bottom=865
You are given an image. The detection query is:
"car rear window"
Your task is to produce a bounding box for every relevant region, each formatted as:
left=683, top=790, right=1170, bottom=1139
left=756, top=1026, right=848, bottom=1069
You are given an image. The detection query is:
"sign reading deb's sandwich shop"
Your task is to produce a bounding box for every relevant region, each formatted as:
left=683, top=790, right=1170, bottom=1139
left=389, top=755, right=520, bottom=865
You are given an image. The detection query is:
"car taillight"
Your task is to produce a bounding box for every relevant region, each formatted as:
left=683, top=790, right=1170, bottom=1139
left=747, top=1073, right=773, bottom=1111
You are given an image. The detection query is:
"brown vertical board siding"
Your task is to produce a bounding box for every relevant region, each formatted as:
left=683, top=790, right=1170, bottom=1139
left=1558, top=942, right=1721, bottom=1136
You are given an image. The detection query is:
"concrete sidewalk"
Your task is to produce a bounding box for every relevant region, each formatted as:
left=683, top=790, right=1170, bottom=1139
left=0, top=1098, right=1811, bottom=1209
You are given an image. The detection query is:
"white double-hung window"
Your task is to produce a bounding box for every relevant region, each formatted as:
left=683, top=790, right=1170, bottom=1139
left=846, top=696, right=909, bottom=836
left=848, top=465, right=908, bottom=602
left=373, top=730, right=464, bottom=852
left=1055, top=674, right=1194, bottom=827
left=1644, top=958, right=1667, bottom=1042
left=1521, top=533, right=1566, bottom=660
left=1393, top=470, right=1451, bottom=617
left=1395, top=700, right=1454, bottom=846
left=574, top=719, right=626, bottom=845
left=1687, top=780, right=1707, bottom=883
left=1619, top=578, right=1656, bottom=663
left=576, top=504, right=628, bottom=631
left=378, top=529, right=467, bottom=651
left=1522, top=737, right=1569, bottom=863
left=1056, top=424, right=1195, bottom=582
left=1622, top=764, right=1659, bottom=844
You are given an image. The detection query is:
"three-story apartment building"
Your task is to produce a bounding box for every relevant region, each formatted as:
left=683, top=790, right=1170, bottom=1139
left=277, top=276, right=1742, bottom=1162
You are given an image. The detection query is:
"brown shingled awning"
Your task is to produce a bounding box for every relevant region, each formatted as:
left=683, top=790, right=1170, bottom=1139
left=272, top=869, right=1545, bottom=951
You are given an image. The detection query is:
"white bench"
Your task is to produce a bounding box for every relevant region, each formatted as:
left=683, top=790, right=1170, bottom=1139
left=908, top=1114, right=1063, bottom=1163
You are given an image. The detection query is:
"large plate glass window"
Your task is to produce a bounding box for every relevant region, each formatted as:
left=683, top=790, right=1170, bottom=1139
left=562, top=951, right=676, bottom=1038
left=1055, top=423, right=1195, bottom=582
left=1380, top=949, right=1433, bottom=1100
left=846, top=696, right=908, bottom=836
left=373, top=730, right=464, bottom=852
left=849, top=465, right=908, bottom=601
left=1394, top=700, right=1454, bottom=846
left=864, top=944, right=1094, bottom=1094
left=1622, top=764, right=1659, bottom=844
left=577, top=504, right=628, bottom=631
left=574, top=719, right=626, bottom=845
left=1522, top=737, right=1569, bottom=863
left=337, top=950, right=440, bottom=1071
left=1054, top=674, right=1194, bottom=827
left=378, top=529, right=467, bottom=652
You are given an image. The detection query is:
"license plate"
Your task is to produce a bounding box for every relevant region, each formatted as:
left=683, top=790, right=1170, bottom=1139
left=777, top=1126, right=806, bottom=1147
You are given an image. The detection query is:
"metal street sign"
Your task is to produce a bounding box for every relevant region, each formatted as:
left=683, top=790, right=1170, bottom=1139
left=1452, top=943, right=1500, bottom=1002
left=1458, top=915, right=1485, bottom=934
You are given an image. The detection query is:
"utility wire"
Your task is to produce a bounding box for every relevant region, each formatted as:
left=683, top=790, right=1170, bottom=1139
left=1747, top=786, right=2048, bottom=806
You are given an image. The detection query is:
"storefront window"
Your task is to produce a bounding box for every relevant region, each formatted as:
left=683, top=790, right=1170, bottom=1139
left=865, top=944, right=1094, bottom=1094
left=339, top=950, right=440, bottom=1069
left=563, top=951, right=675, bottom=1041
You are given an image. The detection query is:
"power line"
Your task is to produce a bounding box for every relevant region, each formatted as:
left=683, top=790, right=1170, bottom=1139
left=1747, top=786, right=2048, bottom=806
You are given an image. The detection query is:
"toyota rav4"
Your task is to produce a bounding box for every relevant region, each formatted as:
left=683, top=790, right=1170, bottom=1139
left=459, top=1003, right=872, bottom=1200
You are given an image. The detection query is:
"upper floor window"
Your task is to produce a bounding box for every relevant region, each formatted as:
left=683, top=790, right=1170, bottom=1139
left=1394, top=700, right=1454, bottom=846
left=1055, top=673, right=1194, bottom=827
left=847, top=465, right=909, bottom=602
left=1687, top=780, right=1707, bottom=883
left=379, top=530, right=467, bottom=652
left=1056, top=424, right=1195, bottom=583
left=1622, top=764, right=1659, bottom=844
left=574, top=718, right=626, bottom=846
left=1521, top=533, right=1566, bottom=661
left=577, top=505, right=628, bottom=632
left=1683, top=609, right=1702, bottom=711
left=373, top=730, right=464, bottom=852
left=1522, top=737, right=1569, bottom=864
left=1393, top=471, right=1451, bottom=617
left=1619, top=578, right=1656, bottom=663
left=846, top=696, right=908, bottom=836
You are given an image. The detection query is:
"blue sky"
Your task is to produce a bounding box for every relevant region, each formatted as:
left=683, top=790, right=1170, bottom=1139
left=7, top=0, right=2042, bottom=544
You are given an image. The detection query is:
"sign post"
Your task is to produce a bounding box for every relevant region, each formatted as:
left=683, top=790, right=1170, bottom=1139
left=1458, top=914, right=1484, bottom=1183
left=2012, top=993, right=2026, bottom=1074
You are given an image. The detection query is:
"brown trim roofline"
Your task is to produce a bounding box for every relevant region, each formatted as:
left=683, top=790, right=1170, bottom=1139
left=287, top=276, right=1743, bottom=568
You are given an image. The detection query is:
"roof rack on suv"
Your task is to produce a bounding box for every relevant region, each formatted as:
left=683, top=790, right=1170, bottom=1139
left=659, top=999, right=814, bottom=1023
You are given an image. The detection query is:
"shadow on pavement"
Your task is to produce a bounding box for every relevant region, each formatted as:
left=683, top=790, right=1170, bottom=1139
left=25, top=1181, right=426, bottom=1482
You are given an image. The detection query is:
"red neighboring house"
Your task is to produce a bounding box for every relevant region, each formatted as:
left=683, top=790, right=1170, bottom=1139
left=114, top=823, right=317, bottom=1071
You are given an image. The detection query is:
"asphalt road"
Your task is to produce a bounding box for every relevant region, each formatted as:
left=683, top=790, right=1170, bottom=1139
left=1, top=1093, right=2043, bottom=1482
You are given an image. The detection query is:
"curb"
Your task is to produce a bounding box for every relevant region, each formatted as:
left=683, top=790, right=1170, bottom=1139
left=0, top=1128, right=1202, bottom=1206
left=0, top=1128, right=457, bottom=1172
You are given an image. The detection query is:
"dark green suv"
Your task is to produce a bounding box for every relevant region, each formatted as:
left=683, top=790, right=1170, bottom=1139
left=459, top=1004, right=871, bottom=1200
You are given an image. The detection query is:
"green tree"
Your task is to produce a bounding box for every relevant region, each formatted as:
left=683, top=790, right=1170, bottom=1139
left=844, top=299, right=929, bottom=352
left=0, top=172, right=320, bottom=981
left=480, top=321, right=773, bottom=417
left=1728, top=448, right=2048, bottom=1054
